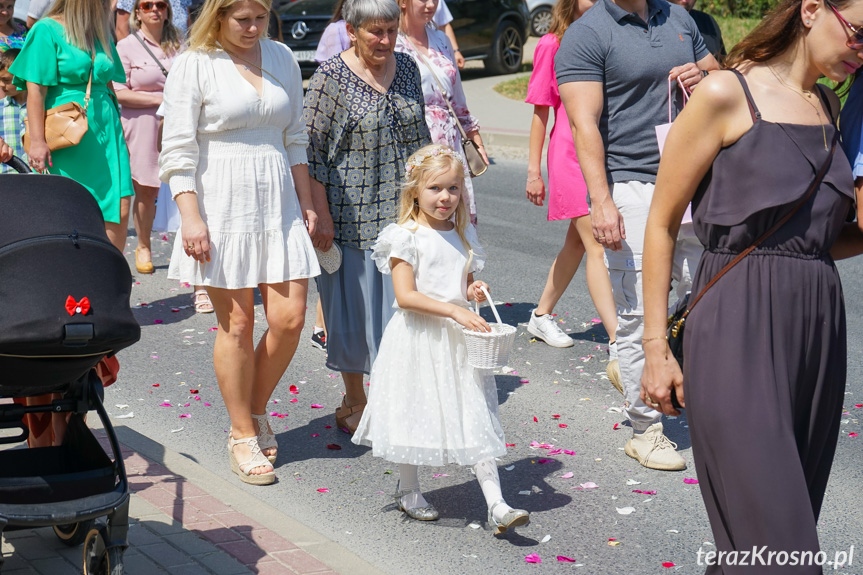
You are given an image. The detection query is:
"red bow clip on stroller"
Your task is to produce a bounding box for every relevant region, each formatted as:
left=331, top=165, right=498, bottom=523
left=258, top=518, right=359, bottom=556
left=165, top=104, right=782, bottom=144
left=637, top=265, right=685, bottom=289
left=0, top=157, right=140, bottom=574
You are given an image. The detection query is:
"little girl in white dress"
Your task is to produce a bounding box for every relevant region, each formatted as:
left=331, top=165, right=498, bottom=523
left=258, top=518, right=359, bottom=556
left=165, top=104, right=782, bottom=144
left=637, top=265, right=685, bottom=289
left=352, top=144, right=528, bottom=534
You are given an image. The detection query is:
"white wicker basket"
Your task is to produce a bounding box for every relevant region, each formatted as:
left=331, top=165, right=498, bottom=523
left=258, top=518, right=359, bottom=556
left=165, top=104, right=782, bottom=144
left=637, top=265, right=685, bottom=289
left=463, top=287, right=517, bottom=369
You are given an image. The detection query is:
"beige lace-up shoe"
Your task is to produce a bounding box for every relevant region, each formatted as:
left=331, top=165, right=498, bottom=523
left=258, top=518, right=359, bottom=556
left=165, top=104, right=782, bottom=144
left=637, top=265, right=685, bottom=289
left=624, top=422, right=686, bottom=471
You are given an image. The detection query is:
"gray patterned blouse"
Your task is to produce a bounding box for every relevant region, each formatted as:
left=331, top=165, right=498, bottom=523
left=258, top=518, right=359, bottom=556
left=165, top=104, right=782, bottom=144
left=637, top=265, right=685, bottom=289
left=303, top=52, right=432, bottom=250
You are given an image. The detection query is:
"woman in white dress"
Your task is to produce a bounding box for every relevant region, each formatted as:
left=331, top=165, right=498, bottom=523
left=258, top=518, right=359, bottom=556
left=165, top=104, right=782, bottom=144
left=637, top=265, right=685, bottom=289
left=159, top=0, right=319, bottom=485
left=395, top=0, right=488, bottom=224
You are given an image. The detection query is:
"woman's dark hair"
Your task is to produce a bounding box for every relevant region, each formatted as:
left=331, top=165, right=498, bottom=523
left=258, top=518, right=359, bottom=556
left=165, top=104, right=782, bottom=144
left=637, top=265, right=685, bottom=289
left=330, top=0, right=346, bottom=24
left=726, top=0, right=854, bottom=68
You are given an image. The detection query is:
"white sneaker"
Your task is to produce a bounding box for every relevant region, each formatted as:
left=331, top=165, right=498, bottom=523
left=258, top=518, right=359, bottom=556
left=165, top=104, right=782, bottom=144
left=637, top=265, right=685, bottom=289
left=527, top=309, right=574, bottom=348
left=624, top=422, right=686, bottom=471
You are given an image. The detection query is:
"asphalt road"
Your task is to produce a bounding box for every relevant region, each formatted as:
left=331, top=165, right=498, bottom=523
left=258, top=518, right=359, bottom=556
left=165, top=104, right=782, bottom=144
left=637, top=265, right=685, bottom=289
left=109, top=154, right=863, bottom=575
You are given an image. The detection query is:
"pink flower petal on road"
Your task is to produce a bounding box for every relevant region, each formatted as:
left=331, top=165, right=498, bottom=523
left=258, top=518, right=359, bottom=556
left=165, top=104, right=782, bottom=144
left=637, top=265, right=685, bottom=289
left=310, top=433, right=320, bottom=437
left=551, top=414, right=561, bottom=418
left=590, top=318, right=602, bottom=323
left=179, top=413, right=191, bottom=418
left=557, top=556, right=576, bottom=562
left=432, top=473, right=450, bottom=478
left=326, top=444, right=342, bottom=450
left=560, top=472, right=574, bottom=479
left=203, top=403, right=212, bottom=406
left=525, top=553, right=542, bottom=564
left=189, top=389, right=199, bottom=394
left=316, top=488, right=329, bottom=493
left=533, top=416, right=538, bottom=422
left=576, top=482, right=598, bottom=490
left=208, top=327, right=218, bottom=331
left=153, top=319, right=163, bottom=324
left=559, top=424, right=568, bottom=428
left=311, top=404, right=324, bottom=408
left=849, top=433, right=859, bottom=438
left=537, top=458, right=552, bottom=464
left=289, top=398, right=298, bottom=403
left=289, top=385, right=299, bottom=394
left=547, top=449, right=563, bottom=455
left=683, top=478, right=699, bottom=484
left=662, top=562, right=676, bottom=568
left=563, top=450, right=576, bottom=455
left=613, top=423, right=621, bottom=430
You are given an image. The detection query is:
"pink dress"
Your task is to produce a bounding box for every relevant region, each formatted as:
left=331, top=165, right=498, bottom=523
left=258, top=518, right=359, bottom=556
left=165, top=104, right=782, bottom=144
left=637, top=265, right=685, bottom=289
left=114, top=33, right=177, bottom=188
left=525, top=34, right=589, bottom=221
left=396, top=27, right=480, bottom=222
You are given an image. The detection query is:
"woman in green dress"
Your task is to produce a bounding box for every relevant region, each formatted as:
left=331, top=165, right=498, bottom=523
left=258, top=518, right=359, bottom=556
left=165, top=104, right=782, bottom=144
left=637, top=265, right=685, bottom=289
left=10, top=0, right=134, bottom=251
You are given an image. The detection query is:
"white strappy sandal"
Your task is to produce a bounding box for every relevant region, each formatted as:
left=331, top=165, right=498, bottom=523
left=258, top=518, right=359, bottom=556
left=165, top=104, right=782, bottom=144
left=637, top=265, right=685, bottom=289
left=228, top=435, right=275, bottom=485
left=252, top=413, right=277, bottom=464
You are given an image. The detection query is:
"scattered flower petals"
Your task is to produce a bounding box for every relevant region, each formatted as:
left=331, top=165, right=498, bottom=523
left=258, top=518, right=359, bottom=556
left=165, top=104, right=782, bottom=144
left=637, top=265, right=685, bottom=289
left=559, top=424, right=568, bottom=428
left=316, top=488, right=329, bottom=493
left=310, top=433, right=320, bottom=437
left=608, top=540, right=622, bottom=547
left=547, top=449, right=562, bottom=455
left=537, top=458, right=552, bottom=464
left=525, top=554, right=542, bottom=564
left=533, top=416, right=538, bottom=422
left=290, top=398, right=298, bottom=403
left=662, top=562, right=676, bottom=568
left=152, top=384, right=160, bottom=387
left=563, top=450, right=576, bottom=455
left=557, top=556, right=576, bottom=562
left=541, top=535, right=551, bottom=543
left=506, top=443, right=515, bottom=447
left=115, top=412, right=134, bottom=419
left=519, top=379, right=529, bottom=383
left=613, top=423, right=621, bottom=430
left=432, top=473, right=450, bottom=477
left=159, top=402, right=172, bottom=407
left=289, top=385, right=299, bottom=394
left=311, top=404, right=324, bottom=408
left=576, top=482, right=598, bottom=490
left=626, top=479, right=641, bottom=485
left=179, top=413, right=191, bottom=418
left=504, top=465, right=515, bottom=471
left=208, top=327, right=218, bottom=331
left=560, top=472, right=574, bottom=479
left=189, top=389, right=199, bottom=394
left=171, top=427, right=184, bottom=433
left=849, top=433, right=859, bottom=438
left=616, top=507, right=636, bottom=515
left=326, top=444, right=342, bottom=450
left=468, top=522, right=481, bottom=529
left=154, top=319, right=163, bottom=324
left=683, top=478, right=699, bottom=484
left=204, top=403, right=211, bottom=406
left=632, top=490, right=657, bottom=495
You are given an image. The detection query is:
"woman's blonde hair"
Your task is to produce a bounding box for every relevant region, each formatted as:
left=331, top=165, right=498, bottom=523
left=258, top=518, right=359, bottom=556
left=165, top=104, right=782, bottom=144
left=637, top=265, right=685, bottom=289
left=130, top=0, right=183, bottom=55
left=398, top=144, right=471, bottom=248
left=44, top=0, right=114, bottom=59
left=188, top=0, right=271, bottom=52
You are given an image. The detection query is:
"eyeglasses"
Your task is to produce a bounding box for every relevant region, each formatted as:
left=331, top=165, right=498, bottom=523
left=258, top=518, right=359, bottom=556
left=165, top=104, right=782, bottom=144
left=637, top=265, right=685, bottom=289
left=139, top=1, right=168, bottom=11
left=827, top=1, right=863, bottom=50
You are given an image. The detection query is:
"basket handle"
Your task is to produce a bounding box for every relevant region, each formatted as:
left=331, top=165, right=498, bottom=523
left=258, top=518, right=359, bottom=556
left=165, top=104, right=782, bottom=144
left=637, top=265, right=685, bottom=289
left=473, top=286, right=504, bottom=325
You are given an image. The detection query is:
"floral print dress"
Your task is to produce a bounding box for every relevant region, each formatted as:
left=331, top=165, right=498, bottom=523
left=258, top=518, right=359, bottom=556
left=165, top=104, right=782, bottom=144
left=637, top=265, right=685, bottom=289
left=396, top=27, right=480, bottom=223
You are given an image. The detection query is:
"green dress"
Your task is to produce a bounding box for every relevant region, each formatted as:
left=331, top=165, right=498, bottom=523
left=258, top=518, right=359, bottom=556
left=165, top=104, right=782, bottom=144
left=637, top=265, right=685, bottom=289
left=10, top=19, right=133, bottom=223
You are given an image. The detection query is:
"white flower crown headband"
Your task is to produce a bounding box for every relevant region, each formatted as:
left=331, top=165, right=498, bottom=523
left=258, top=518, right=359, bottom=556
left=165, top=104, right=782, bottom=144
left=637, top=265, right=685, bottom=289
left=405, top=146, right=467, bottom=176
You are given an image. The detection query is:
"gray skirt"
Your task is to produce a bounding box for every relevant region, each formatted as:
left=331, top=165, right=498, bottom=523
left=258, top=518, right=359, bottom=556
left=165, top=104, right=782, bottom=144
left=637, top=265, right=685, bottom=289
left=316, top=244, right=396, bottom=374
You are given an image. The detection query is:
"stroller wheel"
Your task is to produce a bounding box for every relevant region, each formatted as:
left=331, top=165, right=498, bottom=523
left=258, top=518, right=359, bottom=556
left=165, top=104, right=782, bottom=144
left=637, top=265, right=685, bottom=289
left=83, top=526, right=125, bottom=575
left=53, top=519, right=96, bottom=547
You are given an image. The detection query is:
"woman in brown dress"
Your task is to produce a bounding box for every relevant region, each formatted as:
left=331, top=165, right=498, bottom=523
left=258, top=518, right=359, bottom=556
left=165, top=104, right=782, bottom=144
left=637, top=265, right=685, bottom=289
left=641, top=0, right=863, bottom=570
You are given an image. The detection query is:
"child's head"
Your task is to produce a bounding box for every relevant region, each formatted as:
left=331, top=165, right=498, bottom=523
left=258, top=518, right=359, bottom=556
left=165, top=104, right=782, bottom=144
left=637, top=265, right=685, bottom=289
left=399, top=144, right=470, bottom=240
left=0, top=48, right=21, bottom=97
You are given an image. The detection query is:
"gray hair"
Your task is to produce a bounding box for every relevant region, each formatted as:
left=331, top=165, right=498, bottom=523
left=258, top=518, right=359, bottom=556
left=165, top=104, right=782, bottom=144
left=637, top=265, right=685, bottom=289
left=343, top=0, right=400, bottom=29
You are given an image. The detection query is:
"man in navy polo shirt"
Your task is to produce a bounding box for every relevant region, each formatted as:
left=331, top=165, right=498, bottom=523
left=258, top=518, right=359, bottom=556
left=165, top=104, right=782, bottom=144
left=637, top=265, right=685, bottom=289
left=556, top=0, right=718, bottom=471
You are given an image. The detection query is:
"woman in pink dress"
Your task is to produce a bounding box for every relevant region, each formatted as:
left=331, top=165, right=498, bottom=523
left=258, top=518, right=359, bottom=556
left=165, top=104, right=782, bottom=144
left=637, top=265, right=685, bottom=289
left=395, top=0, right=487, bottom=224
left=114, top=0, right=181, bottom=274
left=524, top=0, right=618, bottom=377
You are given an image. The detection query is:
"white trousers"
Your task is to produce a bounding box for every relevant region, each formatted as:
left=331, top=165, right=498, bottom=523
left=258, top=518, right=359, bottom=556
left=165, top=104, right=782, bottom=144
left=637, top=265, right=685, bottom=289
left=605, top=181, right=703, bottom=432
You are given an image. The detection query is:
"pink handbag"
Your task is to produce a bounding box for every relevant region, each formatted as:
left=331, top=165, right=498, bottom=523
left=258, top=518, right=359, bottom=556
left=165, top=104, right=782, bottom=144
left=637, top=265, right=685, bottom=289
left=655, top=76, right=692, bottom=223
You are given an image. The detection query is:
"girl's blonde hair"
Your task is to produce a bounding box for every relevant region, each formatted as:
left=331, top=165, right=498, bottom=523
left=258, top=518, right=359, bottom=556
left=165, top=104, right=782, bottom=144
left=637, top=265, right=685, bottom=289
left=398, top=144, right=471, bottom=249
left=188, top=0, right=271, bottom=52
left=44, top=0, right=114, bottom=59
left=130, top=0, right=183, bottom=56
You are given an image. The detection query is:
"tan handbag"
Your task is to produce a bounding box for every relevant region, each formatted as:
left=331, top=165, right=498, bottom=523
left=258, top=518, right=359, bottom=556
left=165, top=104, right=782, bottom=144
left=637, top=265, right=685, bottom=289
left=23, top=54, right=93, bottom=154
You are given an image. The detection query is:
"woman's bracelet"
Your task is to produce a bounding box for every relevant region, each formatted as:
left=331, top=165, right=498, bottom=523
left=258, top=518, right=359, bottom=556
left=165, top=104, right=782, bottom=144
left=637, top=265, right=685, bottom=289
left=642, top=335, right=667, bottom=345
left=527, top=176, right=542, bottom=184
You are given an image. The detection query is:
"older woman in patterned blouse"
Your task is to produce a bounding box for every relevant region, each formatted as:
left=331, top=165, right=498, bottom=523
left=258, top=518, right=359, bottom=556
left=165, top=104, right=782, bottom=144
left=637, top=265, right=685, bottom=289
left=304, top=0, right=430, bottom=434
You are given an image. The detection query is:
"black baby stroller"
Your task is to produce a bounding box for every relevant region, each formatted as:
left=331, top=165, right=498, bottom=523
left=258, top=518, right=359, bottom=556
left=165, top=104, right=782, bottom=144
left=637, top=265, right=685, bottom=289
left=0, top=158, right=140, bottom=573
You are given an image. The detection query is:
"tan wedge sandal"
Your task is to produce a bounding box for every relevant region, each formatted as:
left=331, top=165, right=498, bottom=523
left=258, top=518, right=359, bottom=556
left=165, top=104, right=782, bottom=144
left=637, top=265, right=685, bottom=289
left=335, top=398, right=366, bottom=434
left=228, top=435, right=275, bottom=485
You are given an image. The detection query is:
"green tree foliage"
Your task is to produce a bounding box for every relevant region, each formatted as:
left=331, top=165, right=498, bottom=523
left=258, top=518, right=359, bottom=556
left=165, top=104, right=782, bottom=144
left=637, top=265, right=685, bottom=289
left=701, top=0, right=781, bottom=18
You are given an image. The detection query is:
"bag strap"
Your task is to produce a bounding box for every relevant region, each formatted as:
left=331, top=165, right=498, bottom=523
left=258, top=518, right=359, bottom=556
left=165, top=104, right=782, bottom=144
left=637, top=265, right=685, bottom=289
left=667, top=76, right=689, bottom=123
left=402, top=32, right=471, bottom=143
left=133, top=32, right=169, bottom=77
left=84, top=53, right=94, bottom=113
left=680, top=130, right=838, bottom=321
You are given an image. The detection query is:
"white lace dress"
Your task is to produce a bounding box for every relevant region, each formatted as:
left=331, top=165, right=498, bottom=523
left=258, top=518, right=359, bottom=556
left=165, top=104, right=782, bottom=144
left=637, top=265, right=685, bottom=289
left=159, top=40, right=320, bottom=288
left=351, top=223, right=507, bottom=466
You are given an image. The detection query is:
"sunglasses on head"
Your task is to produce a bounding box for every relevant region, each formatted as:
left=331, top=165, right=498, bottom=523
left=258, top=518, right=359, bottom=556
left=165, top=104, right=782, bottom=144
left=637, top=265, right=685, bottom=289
left=139, top=1, right=168, bottom=11
left=826, top=1, right=863, bottom=50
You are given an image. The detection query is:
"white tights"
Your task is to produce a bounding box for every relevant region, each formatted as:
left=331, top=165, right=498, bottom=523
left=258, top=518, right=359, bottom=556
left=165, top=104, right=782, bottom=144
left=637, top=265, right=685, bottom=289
left=398, top=459, right=514, bottom=521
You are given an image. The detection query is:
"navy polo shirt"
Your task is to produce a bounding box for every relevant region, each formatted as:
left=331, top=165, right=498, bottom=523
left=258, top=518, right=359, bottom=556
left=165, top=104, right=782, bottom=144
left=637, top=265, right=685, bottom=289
left=555, top=0, right=710, bottom=184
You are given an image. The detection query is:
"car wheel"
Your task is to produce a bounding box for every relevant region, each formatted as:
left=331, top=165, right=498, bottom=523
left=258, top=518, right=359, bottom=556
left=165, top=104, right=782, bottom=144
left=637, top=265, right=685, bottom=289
left=530, top=7, right=553, bottom=37
left=484, top=20, right=524, bottom=76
